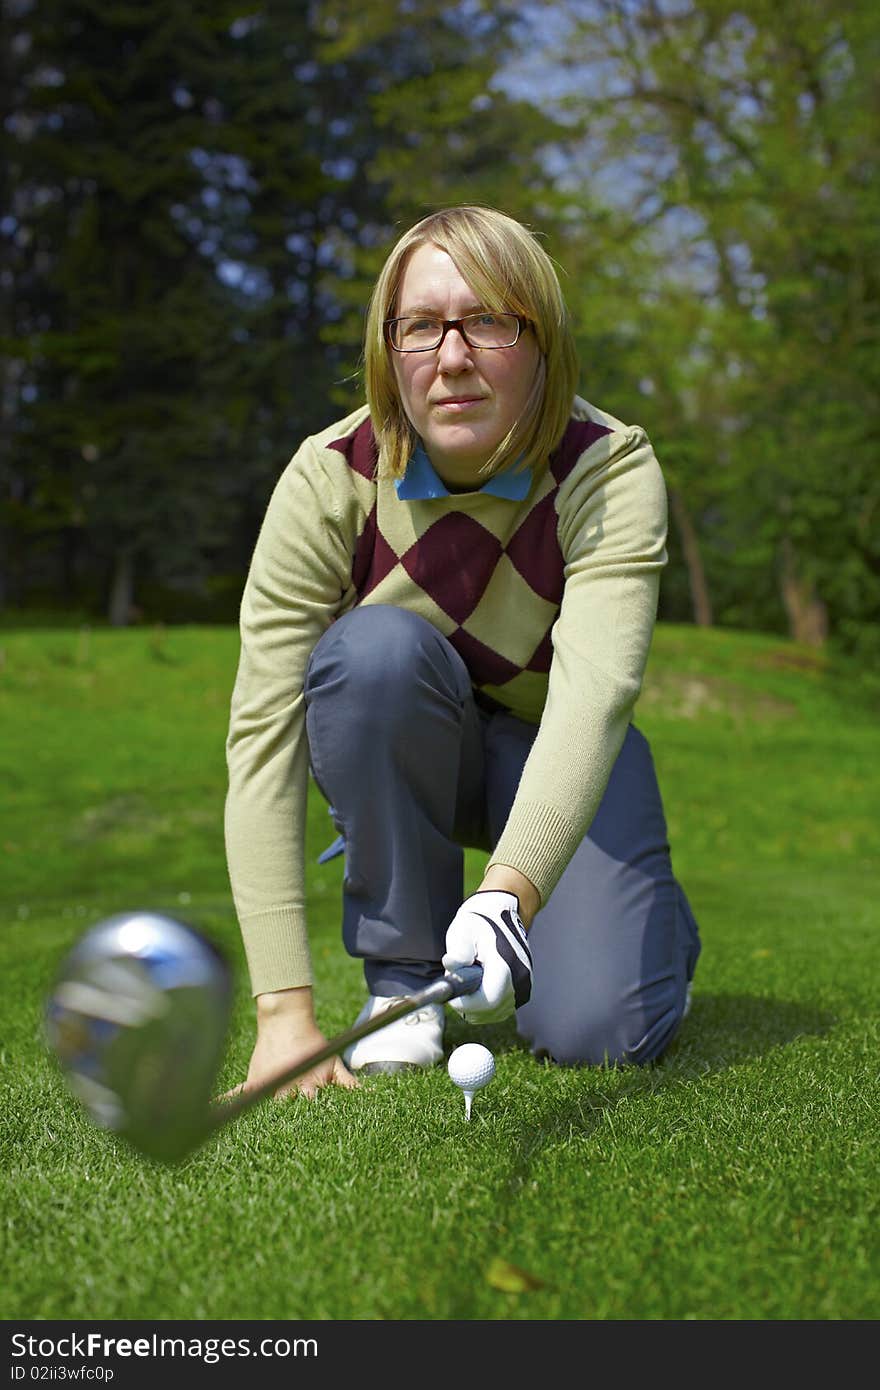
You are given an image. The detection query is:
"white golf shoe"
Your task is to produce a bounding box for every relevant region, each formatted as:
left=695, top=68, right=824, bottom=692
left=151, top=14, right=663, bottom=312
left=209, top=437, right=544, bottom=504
left=343, top=995, right=445, bottom=1074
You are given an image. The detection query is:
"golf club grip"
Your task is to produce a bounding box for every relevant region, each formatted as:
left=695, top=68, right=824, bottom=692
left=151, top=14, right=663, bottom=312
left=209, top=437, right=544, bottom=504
left=209, top=963, right=483, bottom=1131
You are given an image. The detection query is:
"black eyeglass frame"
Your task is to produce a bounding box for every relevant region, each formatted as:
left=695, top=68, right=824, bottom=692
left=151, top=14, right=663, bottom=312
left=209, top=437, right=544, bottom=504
left=383, top=313, right=530, bottom=353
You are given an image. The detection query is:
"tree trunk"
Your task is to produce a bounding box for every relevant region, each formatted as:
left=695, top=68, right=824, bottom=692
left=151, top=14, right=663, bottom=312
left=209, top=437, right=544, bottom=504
left=108, top=548, right=135, bottom=627
left=779, top=536, right=828, bottom=646
left=668, top=485, right=713, bottom=627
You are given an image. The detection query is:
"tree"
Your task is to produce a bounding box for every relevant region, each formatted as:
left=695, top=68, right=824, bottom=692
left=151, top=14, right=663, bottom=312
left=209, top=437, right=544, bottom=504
left=531, top=0, right=880, bottom=656
left=3, top=0, right=267, bottom=621
left=312, top=0, right=581, bottom=403
left=2, top=0, right=579, bottom=622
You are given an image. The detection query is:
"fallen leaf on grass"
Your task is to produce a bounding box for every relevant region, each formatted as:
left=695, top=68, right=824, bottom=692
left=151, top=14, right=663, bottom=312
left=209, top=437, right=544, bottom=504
left=486, top=1257, right=545, bottom=1293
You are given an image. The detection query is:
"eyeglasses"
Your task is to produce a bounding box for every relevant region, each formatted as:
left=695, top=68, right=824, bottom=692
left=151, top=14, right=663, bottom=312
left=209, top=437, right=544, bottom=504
left=384, top=312, right=528, bottom=353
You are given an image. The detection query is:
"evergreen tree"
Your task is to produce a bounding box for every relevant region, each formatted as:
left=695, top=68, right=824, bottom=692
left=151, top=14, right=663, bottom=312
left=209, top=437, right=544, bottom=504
left=3, top=0, right=262, bottom=620
left=2, top=0, right=576, bottom=621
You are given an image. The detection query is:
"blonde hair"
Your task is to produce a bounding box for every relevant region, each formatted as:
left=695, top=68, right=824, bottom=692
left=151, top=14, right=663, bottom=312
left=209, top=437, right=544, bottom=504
left=364, top=206, right=579, bottom=480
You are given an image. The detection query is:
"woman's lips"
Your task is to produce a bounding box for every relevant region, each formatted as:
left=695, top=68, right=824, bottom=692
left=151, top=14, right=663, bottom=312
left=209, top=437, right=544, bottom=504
left=433, top=396, right=485, bottom=412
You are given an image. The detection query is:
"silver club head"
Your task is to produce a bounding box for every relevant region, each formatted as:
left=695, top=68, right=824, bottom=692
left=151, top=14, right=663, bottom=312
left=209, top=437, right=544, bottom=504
left=45, top=911, right=233, bottom=1163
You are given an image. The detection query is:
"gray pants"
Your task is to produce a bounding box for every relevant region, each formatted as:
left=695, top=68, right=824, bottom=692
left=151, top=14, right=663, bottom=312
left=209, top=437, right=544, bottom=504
left=304, top=605, right=700, bottom=1067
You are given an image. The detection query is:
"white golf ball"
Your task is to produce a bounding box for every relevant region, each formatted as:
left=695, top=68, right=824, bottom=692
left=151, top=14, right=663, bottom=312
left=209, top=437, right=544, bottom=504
left=447, top=1043, right=496, bottom=1093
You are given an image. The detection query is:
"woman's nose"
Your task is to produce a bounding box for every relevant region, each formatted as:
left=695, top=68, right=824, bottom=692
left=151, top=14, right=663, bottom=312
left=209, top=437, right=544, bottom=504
left=437, top=326, right=473, bottom=371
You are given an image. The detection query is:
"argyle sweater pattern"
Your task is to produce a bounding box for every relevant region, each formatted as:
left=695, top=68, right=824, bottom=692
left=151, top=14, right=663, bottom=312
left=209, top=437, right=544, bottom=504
left=225, top=396, right=668, bottom=995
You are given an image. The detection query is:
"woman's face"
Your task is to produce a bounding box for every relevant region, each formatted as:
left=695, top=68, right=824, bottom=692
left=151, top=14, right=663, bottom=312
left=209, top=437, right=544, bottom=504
left=390, top=242, right=541, bottom=490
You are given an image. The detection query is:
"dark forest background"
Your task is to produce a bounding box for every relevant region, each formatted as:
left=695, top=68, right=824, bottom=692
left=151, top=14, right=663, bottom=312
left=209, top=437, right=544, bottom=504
left=2, top=0, right=877, bottom=663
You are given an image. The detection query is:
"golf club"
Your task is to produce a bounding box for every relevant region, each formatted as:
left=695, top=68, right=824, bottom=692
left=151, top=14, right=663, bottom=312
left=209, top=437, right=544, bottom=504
left=45, top=910, right=482, bottom=1164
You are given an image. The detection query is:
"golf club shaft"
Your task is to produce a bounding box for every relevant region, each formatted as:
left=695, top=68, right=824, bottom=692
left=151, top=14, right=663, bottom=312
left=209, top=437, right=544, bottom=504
left=204, top=964, right=482, bottom=1136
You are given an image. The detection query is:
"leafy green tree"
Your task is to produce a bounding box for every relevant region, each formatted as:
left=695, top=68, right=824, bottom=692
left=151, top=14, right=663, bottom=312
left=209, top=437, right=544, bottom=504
left=312, top=0, right=581, bottom=402
left=535, top=0, right=880, bottom=656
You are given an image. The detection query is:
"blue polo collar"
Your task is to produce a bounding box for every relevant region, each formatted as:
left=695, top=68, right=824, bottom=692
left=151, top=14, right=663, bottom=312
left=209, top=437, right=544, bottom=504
left=395, top=442, right=532, bottom=501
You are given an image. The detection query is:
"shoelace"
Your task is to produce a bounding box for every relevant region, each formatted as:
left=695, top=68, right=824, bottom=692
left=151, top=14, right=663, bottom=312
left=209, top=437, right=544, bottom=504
left=405, top=1008, right=438, bottom=1027
left=370, top=995, right=442, bottom=1031
left=373, top=997, right=438, bottom=1028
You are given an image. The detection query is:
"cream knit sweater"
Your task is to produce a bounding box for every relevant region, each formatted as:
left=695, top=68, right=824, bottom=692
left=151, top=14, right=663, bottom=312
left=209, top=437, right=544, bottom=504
left=225, top=395, right=668, bottom=995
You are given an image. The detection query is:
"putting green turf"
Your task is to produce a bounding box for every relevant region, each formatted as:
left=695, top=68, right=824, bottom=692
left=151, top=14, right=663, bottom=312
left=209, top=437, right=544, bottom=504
left=1, top=623, right=877, bottom=1320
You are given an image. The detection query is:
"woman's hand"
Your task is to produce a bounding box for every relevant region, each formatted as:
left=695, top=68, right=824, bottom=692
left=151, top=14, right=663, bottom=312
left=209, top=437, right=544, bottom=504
left=442, top=889, right=533, bottom=1023
left=219, top=985, right=359, bottom=1102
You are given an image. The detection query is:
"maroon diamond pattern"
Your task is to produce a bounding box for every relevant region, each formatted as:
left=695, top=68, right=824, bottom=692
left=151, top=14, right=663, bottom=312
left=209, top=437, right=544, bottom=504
left=351, top=504, right=399, bottom=598
left=328, top=417, right=378, bottom=479
left=526, top=625, right=554, bottom=673
left=505, top=491, right=564, bottom=604
left=325, top=411, right=610, bottom=706
left=550, top=418, right=611, bottom=485
left=401, top=513, right=502, bottom=624
left=448, top=627, right=522, bottom=688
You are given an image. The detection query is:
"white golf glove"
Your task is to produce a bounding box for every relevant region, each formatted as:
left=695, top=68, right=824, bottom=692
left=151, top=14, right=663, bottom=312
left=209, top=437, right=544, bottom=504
left=442, top=890, right=532, bottom=1024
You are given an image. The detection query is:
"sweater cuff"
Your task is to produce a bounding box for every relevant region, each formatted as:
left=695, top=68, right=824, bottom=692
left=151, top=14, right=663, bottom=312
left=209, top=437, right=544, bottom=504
left=238, top=907, right=314, bottom=996
left=488, top=800, right=582, bottom=907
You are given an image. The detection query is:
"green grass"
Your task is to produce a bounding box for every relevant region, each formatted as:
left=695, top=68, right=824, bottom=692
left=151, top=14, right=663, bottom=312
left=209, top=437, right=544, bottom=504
left=1, top=622, right=877, bottom=1320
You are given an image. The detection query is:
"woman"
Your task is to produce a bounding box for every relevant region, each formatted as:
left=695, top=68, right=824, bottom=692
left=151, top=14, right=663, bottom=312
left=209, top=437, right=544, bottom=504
left=224, top=204, right=700, bottom=1098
